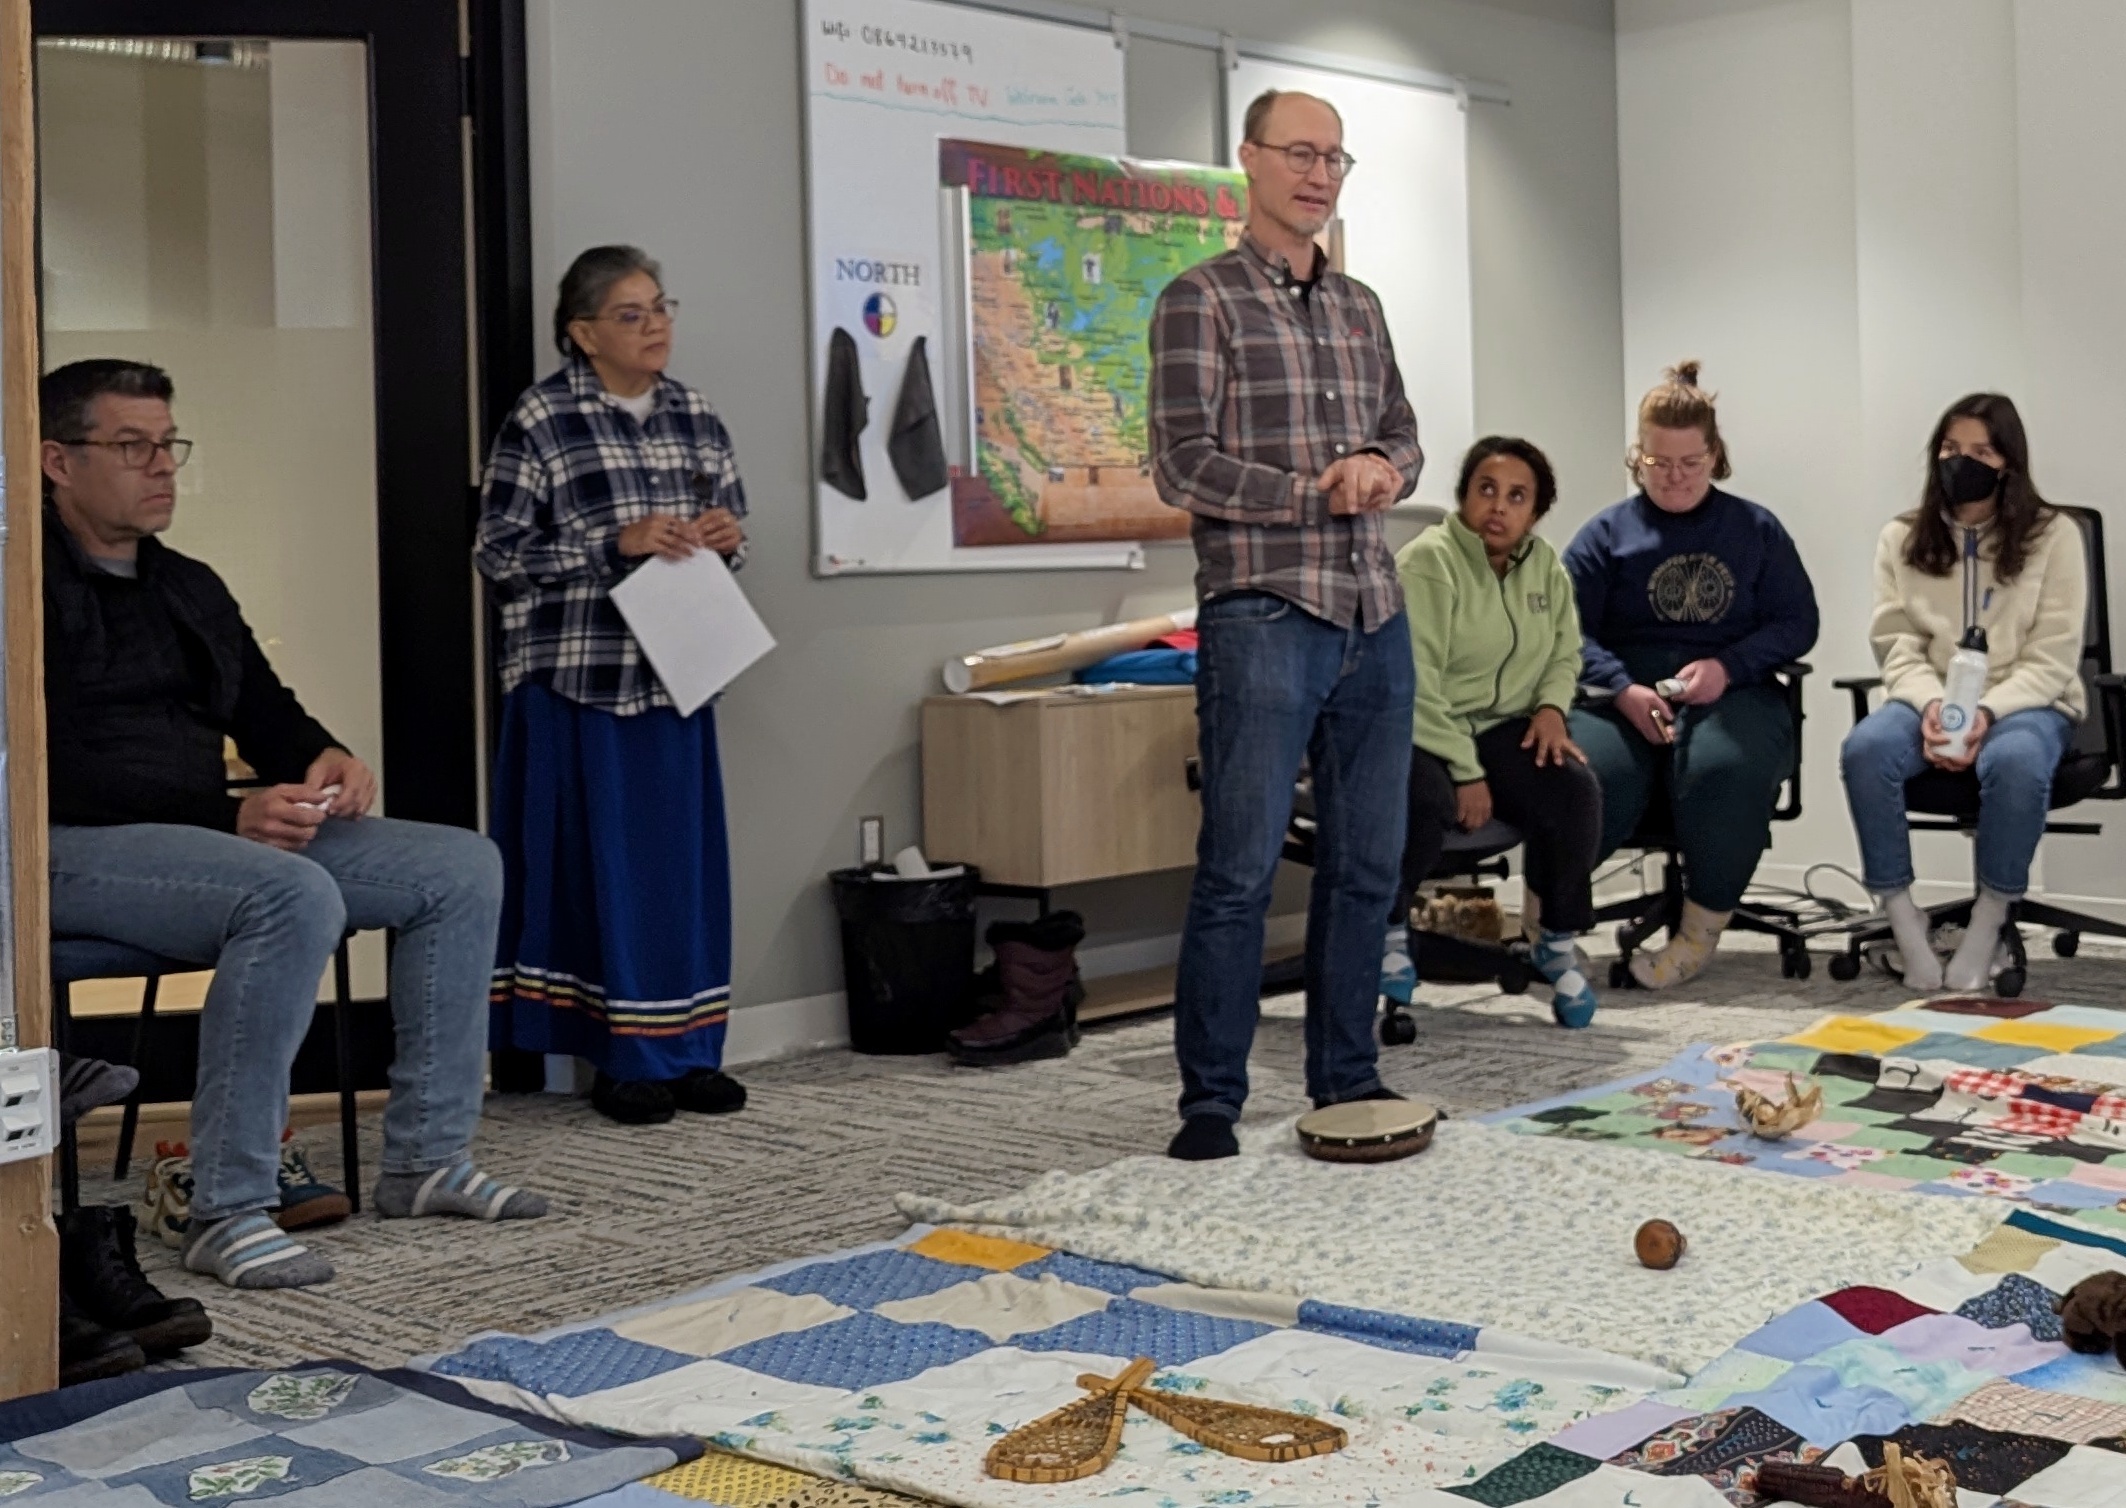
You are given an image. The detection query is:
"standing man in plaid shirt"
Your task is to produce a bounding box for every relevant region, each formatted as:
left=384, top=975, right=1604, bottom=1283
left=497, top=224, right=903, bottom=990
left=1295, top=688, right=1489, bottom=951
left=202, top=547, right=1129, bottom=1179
left=1151, top=90, right=1423, bottom=1160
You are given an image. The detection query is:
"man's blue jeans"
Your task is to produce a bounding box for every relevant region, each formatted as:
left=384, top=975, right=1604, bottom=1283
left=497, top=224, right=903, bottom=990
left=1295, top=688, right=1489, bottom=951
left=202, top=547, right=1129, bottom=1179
left=1840, top=699, right=2075, bottom=898
left=1175, top=593, right=1414, bottom=1122
left=50, top=816, right=503, bottom=1221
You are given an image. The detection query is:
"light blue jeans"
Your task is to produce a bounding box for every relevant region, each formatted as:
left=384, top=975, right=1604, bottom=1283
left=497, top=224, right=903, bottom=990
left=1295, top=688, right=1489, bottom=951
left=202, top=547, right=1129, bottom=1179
left=50, top=816, right=503, bottom=1221
left=1839, top=699, right=2075, bottom=898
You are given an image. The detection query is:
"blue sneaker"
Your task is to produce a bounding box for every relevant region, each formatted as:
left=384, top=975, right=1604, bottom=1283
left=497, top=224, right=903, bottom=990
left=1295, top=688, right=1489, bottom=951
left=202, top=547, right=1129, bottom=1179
left=1532, top=930, right=1598, bottom=1029
left=1379, top=925, right=1417, bottom=1006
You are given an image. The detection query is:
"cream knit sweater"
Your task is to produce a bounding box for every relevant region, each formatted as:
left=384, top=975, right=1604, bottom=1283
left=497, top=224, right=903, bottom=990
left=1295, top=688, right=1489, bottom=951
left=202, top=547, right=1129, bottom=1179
left=1869, top=509, right=2087, bottom=722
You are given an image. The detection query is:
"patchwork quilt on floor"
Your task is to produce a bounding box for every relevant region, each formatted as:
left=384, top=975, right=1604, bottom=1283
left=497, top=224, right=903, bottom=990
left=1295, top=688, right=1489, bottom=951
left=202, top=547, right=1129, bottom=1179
left=896, top=1117, right=2009, bottom=1376
left=1489, top=1001, right=2126, bottom=1233
left=418, top=1228, right=1675, bottom=1507
left=1455, top=1207, right=2126, bottom=1507
left=0, top=1363, right=698, bottom=1508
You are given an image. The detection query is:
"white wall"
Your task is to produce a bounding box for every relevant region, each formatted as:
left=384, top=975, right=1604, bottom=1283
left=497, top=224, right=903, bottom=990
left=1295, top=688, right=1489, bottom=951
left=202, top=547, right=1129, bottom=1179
left=525, top=0, right=1625, bottom=1026
left=1617, top=0, right=2126, bottom=913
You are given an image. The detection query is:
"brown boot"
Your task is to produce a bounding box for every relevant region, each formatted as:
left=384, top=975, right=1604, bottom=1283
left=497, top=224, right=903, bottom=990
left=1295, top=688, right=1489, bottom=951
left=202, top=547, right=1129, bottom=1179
left=949, top=912, right=1084, bottom=1066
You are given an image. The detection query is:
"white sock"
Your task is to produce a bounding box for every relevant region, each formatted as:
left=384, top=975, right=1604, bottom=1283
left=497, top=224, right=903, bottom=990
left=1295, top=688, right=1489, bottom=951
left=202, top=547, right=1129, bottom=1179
left=1946, top=887, right=2014, bottom=993
left=1879, top=888, right=1941, bottom=992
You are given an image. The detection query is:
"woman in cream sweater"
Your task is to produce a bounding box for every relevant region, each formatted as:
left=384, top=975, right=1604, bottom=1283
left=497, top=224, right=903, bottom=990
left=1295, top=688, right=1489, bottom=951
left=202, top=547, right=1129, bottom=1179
left=1841, top=393, right=2086, bottom=992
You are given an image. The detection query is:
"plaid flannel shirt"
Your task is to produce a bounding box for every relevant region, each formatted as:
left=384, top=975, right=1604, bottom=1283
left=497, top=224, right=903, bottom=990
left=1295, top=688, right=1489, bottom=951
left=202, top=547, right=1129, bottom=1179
left=476, top=358, right=748, bottom=715
left=1149, top=234, right=1423, bottom=631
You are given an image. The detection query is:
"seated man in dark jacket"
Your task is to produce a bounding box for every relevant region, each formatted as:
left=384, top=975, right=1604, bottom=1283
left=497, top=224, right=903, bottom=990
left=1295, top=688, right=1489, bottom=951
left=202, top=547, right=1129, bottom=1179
left=43, top=359, right=547, bottom=1290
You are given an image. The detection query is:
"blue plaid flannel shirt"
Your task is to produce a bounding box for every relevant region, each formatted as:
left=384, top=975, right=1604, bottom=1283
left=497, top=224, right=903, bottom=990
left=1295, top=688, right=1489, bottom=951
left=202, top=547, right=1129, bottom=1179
left=476, top=358, right=749, bottom=715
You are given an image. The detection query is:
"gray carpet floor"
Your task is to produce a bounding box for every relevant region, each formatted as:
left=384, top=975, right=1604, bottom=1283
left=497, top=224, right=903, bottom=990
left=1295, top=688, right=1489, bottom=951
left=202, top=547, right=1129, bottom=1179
left=82, top=935, right=2126, bottom=1371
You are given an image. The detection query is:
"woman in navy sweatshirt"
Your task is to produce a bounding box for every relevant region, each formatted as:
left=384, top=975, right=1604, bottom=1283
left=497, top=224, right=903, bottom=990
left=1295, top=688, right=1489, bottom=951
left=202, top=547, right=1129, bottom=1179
left=1564, top=363, right=1819, bottom=987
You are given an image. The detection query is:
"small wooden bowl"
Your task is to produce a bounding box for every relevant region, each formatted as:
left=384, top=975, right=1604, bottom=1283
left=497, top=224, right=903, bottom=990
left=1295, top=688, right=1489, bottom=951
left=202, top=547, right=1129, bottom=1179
left=1635, top=1219, right=1687, bottom=1269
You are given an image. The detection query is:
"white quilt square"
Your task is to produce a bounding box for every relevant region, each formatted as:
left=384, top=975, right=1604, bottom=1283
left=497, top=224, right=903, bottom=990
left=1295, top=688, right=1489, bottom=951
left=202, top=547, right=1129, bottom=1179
left=610, top=1286, right=851, bottom=1358
left=873, top=1272, right=1112, bottom=1342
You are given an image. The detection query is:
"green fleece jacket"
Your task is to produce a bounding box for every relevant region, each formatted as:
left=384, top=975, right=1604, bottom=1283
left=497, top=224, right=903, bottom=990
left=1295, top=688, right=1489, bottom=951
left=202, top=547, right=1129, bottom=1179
left=1396, top=514, right=1584, bottom=783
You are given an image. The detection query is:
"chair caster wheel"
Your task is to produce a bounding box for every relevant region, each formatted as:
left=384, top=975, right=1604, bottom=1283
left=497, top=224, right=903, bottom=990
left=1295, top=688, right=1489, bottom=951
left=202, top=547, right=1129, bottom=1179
left=1379, top=1009, right=1418, bottom=1047
left=1993, top=967, right=2026, bottom=999
left=1609, top=960, right=1632, bottom=989
left=1499, top=960, right=1532, bottom=996
left=2053, top=931, right=2080, bottom=958
left=1828, top=953, right=1861, bottom=982
left=1780, top=947, right=1812, bottom=980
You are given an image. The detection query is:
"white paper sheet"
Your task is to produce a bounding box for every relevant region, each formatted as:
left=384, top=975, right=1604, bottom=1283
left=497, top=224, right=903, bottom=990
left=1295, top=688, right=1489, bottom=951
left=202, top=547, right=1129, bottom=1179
left=608, top=549, right=775, bottom=715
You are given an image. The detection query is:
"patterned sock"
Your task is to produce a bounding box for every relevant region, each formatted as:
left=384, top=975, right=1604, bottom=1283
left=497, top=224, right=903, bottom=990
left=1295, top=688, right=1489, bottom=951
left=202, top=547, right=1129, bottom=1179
left=1379, top=925, right=1416, bottom=1005
left=181, top=1211, right=334, bottom=1289
left=1532, top=929, right=1598, bottom=1029
left=1629, top=901, right=1729, bottom=990
left=1879, top=887, right=1942, bottom=992
left=1945, top=887, right=2014, bottom=993
left=374, top=1162, right=548, bottom=1221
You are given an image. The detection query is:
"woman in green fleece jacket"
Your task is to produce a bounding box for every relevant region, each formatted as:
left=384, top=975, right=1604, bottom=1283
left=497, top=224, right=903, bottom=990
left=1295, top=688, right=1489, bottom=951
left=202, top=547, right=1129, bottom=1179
left=1389, top=437, right=1603, bottom=1027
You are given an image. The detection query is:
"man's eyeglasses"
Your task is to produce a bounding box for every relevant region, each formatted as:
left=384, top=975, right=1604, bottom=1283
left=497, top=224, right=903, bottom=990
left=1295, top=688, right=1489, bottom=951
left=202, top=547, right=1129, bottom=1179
left=66, top=437, right=194, bottom=469
left=1252, top=141, right=1357, bottom=179
left=594, top=299, right=680, bottom=329
left=1634, top=452, right=1712, bottom=478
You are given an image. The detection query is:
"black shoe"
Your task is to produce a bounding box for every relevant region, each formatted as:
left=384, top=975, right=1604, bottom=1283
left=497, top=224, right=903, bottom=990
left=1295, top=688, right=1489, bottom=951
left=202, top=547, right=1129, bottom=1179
left=591, top=1072, right=675, bottom=1125
left=669, top=1069, right=747, bottom=1115
left=60, top=1289, right=147, bottom=1386
left=1167, top=1115, right=1240, bottom=1161
left=61, top=1205, right=212, bottom=1354
left=1310, top=1085, right=1407, bottom=1111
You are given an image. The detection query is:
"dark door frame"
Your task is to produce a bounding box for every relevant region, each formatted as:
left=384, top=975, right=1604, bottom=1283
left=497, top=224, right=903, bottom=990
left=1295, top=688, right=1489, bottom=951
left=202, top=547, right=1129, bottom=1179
left=29, top=0, right=536, bottom=831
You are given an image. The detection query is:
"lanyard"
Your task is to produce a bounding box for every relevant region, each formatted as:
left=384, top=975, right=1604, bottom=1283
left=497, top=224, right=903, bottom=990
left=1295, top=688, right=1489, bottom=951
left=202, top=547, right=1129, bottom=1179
left=1962, top=526, right=1981, bottom=636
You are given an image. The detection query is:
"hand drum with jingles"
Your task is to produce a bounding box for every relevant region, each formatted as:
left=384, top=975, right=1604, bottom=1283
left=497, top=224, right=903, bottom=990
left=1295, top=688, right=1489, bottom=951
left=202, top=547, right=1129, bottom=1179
left=1295, top=1100, right=1439, bottom=1164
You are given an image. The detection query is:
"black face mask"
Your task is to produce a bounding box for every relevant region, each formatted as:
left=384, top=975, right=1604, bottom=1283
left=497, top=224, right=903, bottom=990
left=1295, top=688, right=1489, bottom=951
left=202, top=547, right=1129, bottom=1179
left=1937, top=453, right=2004, bottom=507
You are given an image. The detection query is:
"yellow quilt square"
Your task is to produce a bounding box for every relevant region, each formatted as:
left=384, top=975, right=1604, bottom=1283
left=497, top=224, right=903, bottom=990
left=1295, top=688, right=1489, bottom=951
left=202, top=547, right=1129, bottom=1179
left=648, top=1450, right=819, bottom=1505
left=1970, top=1019, right=2123, bottom=1053
left=1783, top=1016, right=1929, bottom=1056
left=908, top=1228, right=1050, bottom=1271
left=1958, top=1223, right=2061, bottom=1275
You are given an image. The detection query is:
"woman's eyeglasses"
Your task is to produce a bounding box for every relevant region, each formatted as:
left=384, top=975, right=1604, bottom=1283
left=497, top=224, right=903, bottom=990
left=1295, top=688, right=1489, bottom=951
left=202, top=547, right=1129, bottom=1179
left=1633, top=452, right=1711, bottom=479
left=594, top=299, right=680, bottom=329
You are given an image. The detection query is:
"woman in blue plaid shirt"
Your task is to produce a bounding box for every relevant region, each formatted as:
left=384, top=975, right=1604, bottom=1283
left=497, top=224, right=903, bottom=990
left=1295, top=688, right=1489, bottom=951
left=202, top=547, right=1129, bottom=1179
left=477, top=246, right=751, bottom=1127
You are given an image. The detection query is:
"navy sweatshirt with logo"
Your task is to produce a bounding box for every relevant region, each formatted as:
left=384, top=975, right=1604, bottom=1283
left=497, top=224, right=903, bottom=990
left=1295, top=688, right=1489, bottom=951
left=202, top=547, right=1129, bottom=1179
left=1561, top=488, right=1819, bottom=693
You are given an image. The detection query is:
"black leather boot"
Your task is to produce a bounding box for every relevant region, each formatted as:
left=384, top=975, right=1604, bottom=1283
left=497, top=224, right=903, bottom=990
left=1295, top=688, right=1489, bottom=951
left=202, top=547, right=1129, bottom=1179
left=60, top=1288, right=147, bottom=1385
left=62, top=1204, right=213, bottom=1353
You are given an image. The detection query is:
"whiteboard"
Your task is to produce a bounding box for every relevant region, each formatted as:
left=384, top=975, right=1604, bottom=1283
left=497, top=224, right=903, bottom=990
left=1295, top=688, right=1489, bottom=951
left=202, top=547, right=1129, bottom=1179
left=1227, top=61, right=1475, bottom=508
left=802, top=0, right=1130, bottom=575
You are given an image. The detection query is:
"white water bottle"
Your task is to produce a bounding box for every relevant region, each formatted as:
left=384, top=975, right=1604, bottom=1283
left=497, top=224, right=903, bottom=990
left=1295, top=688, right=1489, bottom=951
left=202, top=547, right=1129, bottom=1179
left=1938, top=626, right=1989, bottom=761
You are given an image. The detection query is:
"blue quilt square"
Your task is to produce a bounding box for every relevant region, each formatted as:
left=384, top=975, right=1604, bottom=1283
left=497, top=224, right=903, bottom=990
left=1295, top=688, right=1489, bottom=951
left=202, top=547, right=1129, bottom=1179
left=1956, top=1273, right=2064, bottom=1342
left=114, top=1438, right=364, bottom=1505
left=430, top=1330, right=692, bottom=1397
left=0, top=1445, right=61, bottom=1501
left=1897, top=1033, right=2043, bottom=1069
left=1724, top=1363, right=1913, bottom=1448
left=1011, top=1298, right=1271, bottom=1368
left=2026, top=1181, right=2126, bottom=1213
left=756, top=1250, right=988, bottom=1309
left=1015, top=1251, right=1178, bottom=1296
left=1295, top=1301, right=1476, bottom=1358
left=715, top=1311, right=989, bottom=1389
left=1735, top=1301, right=1868, bottom=1362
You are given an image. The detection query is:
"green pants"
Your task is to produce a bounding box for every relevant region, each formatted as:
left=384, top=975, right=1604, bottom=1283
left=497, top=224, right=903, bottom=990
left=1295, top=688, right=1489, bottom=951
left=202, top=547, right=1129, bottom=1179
left=1569, top=682, right=1792, bottom=912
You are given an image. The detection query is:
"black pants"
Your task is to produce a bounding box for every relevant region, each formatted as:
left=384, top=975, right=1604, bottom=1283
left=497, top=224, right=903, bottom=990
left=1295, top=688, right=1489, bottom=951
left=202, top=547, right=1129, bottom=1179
left=1395, top=718, right=1603, bottom=935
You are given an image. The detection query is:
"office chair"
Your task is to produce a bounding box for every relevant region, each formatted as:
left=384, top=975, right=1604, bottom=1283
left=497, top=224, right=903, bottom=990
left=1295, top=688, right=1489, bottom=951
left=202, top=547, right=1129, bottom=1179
left=1825, top=505, right=2126, bottom=995
left=1585, top=662, right=1816, bottom=986
left=1184, top=756, right=1538, bottom=1045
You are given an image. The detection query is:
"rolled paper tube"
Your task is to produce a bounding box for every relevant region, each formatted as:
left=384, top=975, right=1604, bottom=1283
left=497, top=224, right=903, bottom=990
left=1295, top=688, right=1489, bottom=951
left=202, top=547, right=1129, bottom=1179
left=943, top=609, right=1197, bottom=693
left=1752, top=1462, right=1891, bottom=1508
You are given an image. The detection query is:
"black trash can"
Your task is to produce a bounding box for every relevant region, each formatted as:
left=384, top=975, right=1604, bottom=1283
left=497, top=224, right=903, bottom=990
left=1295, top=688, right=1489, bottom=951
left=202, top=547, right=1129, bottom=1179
left=830, top=865, right=981, bottom=1054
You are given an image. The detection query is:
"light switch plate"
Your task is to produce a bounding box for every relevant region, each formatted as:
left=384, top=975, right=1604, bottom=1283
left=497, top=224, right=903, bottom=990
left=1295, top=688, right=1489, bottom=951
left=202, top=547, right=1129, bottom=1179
left=860, top=816, right=885, bottom=868
left=0, top=1046, right=57, bottom=1166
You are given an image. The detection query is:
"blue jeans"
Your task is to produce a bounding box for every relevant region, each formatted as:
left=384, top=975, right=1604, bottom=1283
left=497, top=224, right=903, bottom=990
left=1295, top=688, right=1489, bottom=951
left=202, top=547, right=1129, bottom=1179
left=50, top=816, right=503, bottom=1221
left=1174, top=594, right=1414, bottom=1122
left=1840, top=700, right=2074, bottom=897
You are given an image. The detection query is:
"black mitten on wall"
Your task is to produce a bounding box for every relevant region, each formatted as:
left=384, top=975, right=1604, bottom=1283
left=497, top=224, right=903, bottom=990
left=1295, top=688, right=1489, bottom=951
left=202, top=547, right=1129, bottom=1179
left=820, top=326, right=869, bottom=499
left=888, top=334, right=949, bottom=499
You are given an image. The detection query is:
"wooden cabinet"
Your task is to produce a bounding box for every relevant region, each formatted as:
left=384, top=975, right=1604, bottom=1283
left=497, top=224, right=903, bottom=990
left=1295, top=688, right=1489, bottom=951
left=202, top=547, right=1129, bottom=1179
left=921, top=686, right=1201, bottom=887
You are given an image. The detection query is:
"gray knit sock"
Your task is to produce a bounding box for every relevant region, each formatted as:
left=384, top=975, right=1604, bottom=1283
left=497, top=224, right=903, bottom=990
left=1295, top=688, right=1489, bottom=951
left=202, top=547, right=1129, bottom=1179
left=182, top=1210, right=335, bottom=1289
left=374, top=1161, right=548, bottom=1221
